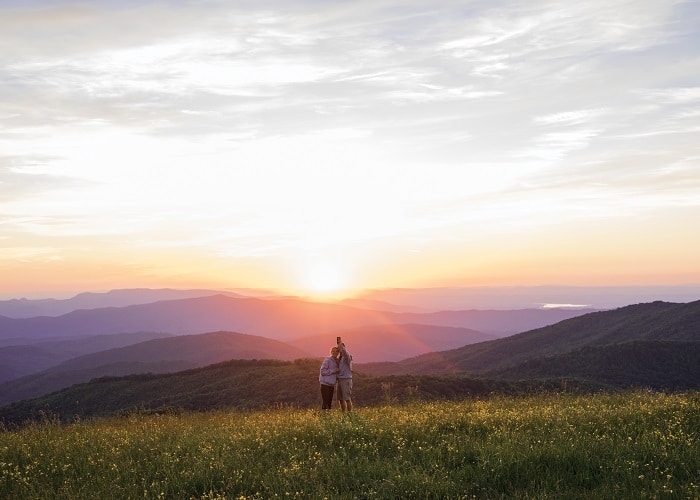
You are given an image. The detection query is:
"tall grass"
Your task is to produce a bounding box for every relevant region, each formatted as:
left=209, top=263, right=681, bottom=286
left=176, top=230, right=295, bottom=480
left=1, top=390, right=699, bottom=498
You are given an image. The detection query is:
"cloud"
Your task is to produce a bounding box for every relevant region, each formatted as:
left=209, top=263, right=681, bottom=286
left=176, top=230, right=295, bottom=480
left=0, top=155, right=86, bottom=201
left=1, top=0, right=699, bottom=282
left=534, top=109, right=607, bottom=126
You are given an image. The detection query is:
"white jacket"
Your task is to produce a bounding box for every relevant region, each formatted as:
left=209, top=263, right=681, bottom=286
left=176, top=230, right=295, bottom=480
left=319, top=356, right=338, bottom=386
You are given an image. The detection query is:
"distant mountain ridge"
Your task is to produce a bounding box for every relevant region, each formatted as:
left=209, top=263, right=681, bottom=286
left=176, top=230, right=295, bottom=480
left=357, top=285, right=700, bottom=310
left=4, top=285, right=698, bottom=319
left=49, top=330, right=308, bottom=371
left=0, top=288, right=250, bottom=318
left=289, top=323, right=498, bottom=362
left=0, top=294, right=593, bottom=344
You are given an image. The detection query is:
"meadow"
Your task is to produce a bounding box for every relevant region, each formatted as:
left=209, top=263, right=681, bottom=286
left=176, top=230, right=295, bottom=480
left=1, top=391, right=698, bottom=499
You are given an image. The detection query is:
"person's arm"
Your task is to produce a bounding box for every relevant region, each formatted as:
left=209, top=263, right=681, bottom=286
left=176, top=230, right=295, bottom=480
left=320, top=358, right=337, bottom=376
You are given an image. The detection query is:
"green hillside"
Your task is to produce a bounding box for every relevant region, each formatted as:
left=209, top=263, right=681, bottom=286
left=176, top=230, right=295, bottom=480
left=489, top=340, right=700, bottom=389
left=0, top=360, right=198, bottom=407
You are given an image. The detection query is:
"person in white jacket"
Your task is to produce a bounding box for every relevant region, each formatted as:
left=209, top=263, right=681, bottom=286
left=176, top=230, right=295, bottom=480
left=319, top=346, right=339, bottom=409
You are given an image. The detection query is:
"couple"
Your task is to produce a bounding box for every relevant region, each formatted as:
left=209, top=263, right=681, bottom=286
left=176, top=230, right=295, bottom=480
left=319, top=338, right=353, bottom=411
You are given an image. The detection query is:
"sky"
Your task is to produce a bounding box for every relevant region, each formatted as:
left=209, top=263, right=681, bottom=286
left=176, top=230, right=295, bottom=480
left=1, top=0, right=699, bottom=300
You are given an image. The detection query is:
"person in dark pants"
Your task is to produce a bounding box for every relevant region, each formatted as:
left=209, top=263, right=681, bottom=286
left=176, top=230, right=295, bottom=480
left=319, top=346, right=339, bottom=409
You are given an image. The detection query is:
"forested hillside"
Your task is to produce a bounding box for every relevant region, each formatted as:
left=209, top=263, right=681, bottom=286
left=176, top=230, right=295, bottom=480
left=360, top=300, right=700, bottom=376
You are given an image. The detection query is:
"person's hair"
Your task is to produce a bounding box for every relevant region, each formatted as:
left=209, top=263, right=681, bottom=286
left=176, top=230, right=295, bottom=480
left=330, top=346, right=338, bottom=355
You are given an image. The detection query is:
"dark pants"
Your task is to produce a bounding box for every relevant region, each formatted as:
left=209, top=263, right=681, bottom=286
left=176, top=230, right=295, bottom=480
left=321, top=383, right=335, bottom=409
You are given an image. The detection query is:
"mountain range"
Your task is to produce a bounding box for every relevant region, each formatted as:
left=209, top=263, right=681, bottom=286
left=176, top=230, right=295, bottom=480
left=359, top=300, right=700, bottom=376
left=357, top=285, right=700, bottom=310
left=0, top=331, right=172, bottom=382
left=0, top=292, right=594, bottom=405
left=1, top=298, right=698, bottom=424
left=0, top=288, right=247, bottom=318
left=0, top=293, right=593, bottom=344
left=0, top=331, right=306, bottom=406
left=0, top=324, right=495, bottom=405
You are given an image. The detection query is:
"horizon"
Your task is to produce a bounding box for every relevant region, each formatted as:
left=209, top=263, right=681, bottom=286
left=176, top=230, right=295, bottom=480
left=2, top=1, right=699, bottom=299
left=2, top=284, right=700, bottom=312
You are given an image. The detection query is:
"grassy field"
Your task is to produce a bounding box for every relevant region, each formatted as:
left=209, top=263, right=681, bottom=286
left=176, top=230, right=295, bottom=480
left=1, top=390, right=698, bottom=499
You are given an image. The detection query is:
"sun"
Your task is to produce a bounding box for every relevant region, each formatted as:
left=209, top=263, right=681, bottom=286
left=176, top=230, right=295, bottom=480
left=301, top=260, right=348, bottom=299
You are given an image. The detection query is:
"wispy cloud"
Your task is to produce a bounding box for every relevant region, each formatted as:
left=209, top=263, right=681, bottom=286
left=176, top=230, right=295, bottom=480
left=534, top=109, right=608, bottom=126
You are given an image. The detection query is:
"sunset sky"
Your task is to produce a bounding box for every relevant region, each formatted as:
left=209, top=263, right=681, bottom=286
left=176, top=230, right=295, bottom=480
left=1, top=0, right=699, bottom=299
